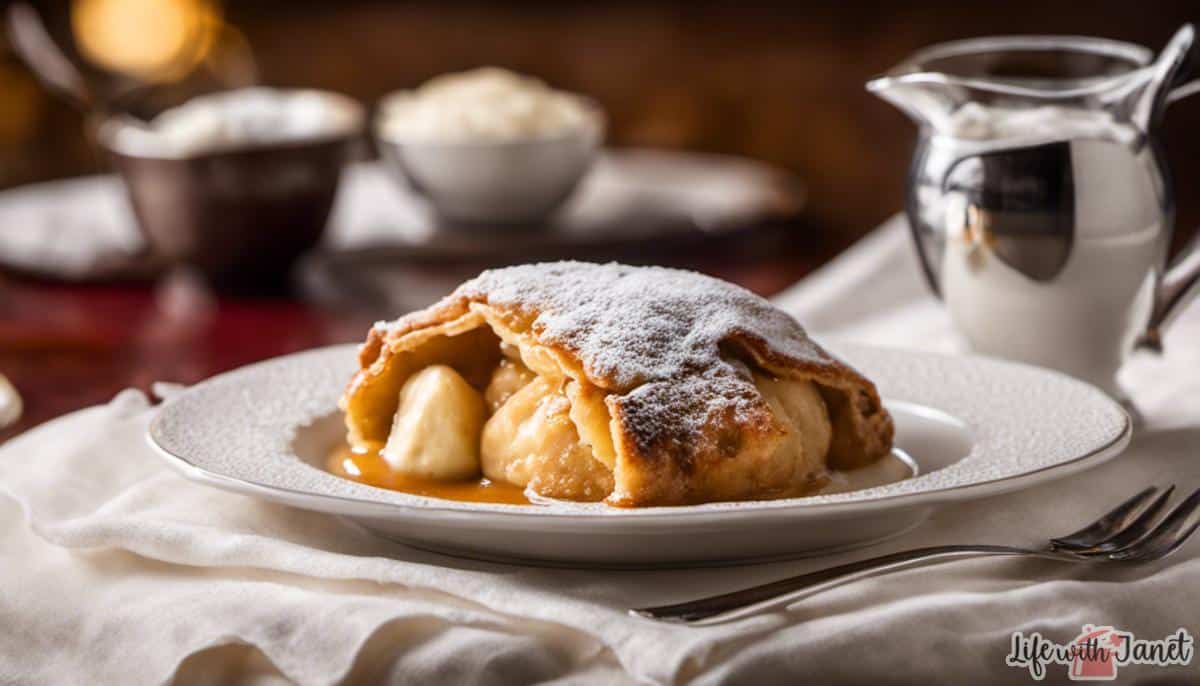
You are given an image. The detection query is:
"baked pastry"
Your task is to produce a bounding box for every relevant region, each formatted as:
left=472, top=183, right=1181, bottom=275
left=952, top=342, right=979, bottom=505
left=340, top=262, right=893, bottom=507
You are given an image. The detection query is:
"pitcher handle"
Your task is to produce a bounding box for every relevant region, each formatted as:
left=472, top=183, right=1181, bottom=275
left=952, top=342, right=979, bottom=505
left=1136, top=231, right=1200, bottom=352
left=1133, top=73, right=1200, bottom=352
left=1167, top=78, right=1200, bottom=105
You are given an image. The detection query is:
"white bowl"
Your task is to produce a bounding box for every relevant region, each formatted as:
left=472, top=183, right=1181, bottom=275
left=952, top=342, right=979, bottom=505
left=375, top=106, right=604, bottom=225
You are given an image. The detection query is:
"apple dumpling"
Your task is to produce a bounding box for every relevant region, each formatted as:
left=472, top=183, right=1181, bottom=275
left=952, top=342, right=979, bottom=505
left=339, top=261, right=893, bottom=507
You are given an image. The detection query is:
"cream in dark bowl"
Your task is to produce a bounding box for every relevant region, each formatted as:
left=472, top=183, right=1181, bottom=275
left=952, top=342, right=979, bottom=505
left=100, top=87, right=365, bottom=292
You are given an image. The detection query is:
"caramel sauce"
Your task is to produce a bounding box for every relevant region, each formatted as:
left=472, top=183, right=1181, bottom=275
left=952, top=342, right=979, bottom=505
left=326, top=442, right=531, bottom=505
left=326, top=443, right=915, bottom=507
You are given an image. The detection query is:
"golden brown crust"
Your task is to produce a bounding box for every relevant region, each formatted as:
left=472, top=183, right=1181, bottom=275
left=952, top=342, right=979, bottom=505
left=340, top=262, right=894, bottom=506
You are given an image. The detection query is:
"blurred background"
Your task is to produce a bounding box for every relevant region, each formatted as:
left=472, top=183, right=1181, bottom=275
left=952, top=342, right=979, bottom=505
left=1, top=0, right=1198, bottom=440
left=1, top=0, right=1197, bottom=242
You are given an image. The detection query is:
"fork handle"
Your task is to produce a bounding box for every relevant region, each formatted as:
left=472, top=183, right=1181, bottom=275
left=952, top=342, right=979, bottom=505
left=632, top=544, right=1072, bottom=624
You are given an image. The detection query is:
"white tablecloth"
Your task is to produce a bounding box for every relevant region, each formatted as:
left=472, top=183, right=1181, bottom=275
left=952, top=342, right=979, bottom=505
left=2, top=216, right=1198, bottom=685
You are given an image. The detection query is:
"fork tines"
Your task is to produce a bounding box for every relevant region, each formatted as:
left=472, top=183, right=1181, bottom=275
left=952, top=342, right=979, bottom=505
left=1050, top=485, right=1200, bottom=562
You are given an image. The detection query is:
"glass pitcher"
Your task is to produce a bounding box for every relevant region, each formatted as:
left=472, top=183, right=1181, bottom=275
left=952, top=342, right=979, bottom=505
left=868, top=27, right=1200, bottom=399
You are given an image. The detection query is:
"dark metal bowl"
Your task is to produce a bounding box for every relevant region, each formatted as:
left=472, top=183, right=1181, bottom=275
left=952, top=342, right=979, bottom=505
left=99, top=99, right=364, bottom=293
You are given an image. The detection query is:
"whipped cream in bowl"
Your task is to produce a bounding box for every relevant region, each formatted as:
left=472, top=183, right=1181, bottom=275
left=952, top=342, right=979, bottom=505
left=103, top=87, right=365, bottom=158
left=378, top=67, right=601, bottom=143
left=375, top=67, right=605, bottom=225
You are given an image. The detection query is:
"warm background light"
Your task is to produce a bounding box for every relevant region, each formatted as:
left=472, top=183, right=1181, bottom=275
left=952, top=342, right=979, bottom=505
left=70, top=0, right=218, bottom=82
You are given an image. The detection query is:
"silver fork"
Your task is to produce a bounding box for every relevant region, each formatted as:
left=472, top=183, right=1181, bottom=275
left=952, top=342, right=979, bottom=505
left=632, top=485, right=1200, bottom=625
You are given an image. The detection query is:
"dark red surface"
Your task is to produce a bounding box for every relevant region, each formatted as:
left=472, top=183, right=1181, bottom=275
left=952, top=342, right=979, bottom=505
left=0, top=279, right=366, bottom=443
left=0, top=255, right=820, bottom=444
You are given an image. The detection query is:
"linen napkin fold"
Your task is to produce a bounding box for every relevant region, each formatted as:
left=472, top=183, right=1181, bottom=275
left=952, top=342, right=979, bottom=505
left=2, top=216, right=1199, bottom=685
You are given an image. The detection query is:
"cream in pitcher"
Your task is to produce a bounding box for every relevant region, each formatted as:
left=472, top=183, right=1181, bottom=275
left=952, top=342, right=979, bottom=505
left=869, top=27, right=1200, bottom=400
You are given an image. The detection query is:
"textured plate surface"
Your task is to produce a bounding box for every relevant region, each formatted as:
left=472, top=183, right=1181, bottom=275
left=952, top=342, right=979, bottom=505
left=148, top=343, right=1130, bottom=565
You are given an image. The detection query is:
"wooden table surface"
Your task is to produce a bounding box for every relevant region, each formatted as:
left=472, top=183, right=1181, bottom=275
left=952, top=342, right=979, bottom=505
left=0, top=253, right=826, bottom=444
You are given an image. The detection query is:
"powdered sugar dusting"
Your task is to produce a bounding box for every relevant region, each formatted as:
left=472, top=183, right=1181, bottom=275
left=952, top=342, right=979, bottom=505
left=460, top=262, right=828, bottom=385
left=454, top=262, right=835, bottom=452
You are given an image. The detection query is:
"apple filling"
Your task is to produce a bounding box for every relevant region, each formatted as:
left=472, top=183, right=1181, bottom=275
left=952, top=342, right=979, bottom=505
left=368, top=341, right=834, bottom=502
left=380, top=364, right=485, bottom=480
left=753, top=371, right=833, bottom=489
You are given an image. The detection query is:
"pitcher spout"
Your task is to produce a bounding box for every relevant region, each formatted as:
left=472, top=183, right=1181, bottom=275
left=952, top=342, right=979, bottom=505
left=866, top=73, right=964, bottom=131
left=867, top=34, right=1180, bottom=139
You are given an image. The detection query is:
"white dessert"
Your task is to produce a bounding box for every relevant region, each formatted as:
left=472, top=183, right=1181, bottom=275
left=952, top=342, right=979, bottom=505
left=377, top=67, right=600, bottom=143
left=110, top=87, right=363, bottom=157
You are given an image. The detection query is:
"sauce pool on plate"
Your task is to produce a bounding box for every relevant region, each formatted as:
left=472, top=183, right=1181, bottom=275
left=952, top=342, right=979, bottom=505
left=327, top=443, right=916, bottom=506
left=326, top=442, right=531, bottom=505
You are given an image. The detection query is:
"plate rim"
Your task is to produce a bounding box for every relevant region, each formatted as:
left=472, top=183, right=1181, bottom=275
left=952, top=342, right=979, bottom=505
left=147, top=342, right=1132, bottom=523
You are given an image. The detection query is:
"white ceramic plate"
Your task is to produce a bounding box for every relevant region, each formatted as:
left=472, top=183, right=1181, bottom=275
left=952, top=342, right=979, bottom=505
left=148, top=343, right=1130, bottom=567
